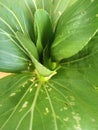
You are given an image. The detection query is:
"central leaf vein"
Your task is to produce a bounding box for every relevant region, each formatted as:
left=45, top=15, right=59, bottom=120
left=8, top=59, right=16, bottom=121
left=44, top=85, right=58, bottom=130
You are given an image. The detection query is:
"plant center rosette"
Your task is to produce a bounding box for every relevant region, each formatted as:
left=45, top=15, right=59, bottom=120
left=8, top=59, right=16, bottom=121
left=0, top=1, right=98, bottom=130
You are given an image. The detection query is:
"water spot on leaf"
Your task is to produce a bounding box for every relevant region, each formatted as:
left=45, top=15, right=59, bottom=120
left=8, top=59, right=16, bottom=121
left=60, top=106, right=68, bottom=111
left=30, top=77, right=36, bottom=82
left=58, top=11, right=62, bottom=16
left=48, top=88, right=52, bottom=92
left=94, top=86, right=98, bottom=91
left=63, top=106, right=68, bottom=110
left=10, top=92, right=16, bottom=97
left=19, top=101, right=28, bottom=112
left=46, top=107, right=49, bottom=113
left=91, top=118, right=96, bottom=122
left=44, top=107, right=50, bottom=115
left=29, top=88, right=33, bottom=92
left=28, top=62, right=32, bottom=70
left=22, top=81, right=28, bottom=87
left=72, top=111, right=76, bottom=115
left=91, top=0, right=94, bottom=2
left=22, top=101, right=28, bottom=108
left=51, top=0, right=54, bottom=3
left=63, top=117, right=69, bottom=122
left=72, top=112, right=81, bottom=130
left=96, top=14, right=98, bottom=17
left=69, top=101, right=75, bottom=106
left=73, top=115, right=81, bottom=121
left=22, top=85, right=25, bottom=88
left=0, top=104, right=2, bottom=107
left=35, top=83, right=38, bottom=87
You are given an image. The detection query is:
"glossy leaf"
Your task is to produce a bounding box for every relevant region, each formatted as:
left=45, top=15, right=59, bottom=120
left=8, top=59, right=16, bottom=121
left=51, top=0, right=98, bottom=61
left=16, top=32, right=39, bottom=60
left=0, top=32, right=30, bottom=72
left=0, top=0, right=35, bottom=38
left=34, top=0, right=77, bottom=28
left=16, top=32, right=54, bottom=77
left=0, top=40, right=98, bottom=129
left=0, top=0, right=78, bottom=72
left=34, top=9, right=53, bottom=54
left=0, top=0, right=35, bottom=72
left=0, top=0, right=98, bottom=130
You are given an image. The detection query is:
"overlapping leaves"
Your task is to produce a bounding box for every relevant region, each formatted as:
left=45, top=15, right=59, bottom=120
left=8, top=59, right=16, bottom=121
left=0, top=0, right=98, bottom=130
left=51, top=0, right=98, bottom=61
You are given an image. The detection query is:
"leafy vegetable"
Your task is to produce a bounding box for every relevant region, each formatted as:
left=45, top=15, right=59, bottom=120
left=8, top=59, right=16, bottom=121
left=16, top=31, right=55, bottom=77
left=0, top=31, right=30, bottom=72
left=0, top=0, right=98, bottom=130
left=51, top=0, right=98, bottom=61
left=34, top=9, right=53, bottom=55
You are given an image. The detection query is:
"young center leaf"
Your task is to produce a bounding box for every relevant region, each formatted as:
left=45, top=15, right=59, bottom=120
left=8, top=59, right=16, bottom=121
left=51, top=0, right=98, bottom=61
left=35, top=0, right=77, bottom=28
left=16, top=32, right=55, bottom=77
left=0, top=0, right=98, bottom=130
left=34, top=9, right=53, bottom=55
left=0, top=38, right=98, bottom=130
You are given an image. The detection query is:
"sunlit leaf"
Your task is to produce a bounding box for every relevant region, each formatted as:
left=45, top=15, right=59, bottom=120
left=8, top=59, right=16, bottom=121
left=51, top=0, right=98, bottom=61
left=0, top=0, right=35, bottom=72
left=0, top=32, right=30, bottom=72
left=0, top=0, right=98, bottom=130
left=34, top=9, right=53, bottom=54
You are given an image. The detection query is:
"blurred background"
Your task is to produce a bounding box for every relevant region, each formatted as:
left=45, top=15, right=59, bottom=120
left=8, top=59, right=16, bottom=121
left=0, top=72, right=11, bottom=79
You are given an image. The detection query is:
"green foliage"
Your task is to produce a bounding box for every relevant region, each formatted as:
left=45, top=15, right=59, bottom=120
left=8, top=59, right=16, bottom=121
left=51, top=0, right=98, bottom=61
left=34, top=9, right=53, bottom=54
left=0, top=0, right=98, bottom=130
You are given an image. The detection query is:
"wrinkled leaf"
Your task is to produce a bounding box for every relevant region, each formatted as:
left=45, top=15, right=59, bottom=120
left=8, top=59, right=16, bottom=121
left=51, top=0, right=98, bottom=61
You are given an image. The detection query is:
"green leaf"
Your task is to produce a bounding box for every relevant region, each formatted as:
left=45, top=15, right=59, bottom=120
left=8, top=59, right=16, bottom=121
left=1, top=33, right=98, bottom=130
left=16, top=31, right=54, bottom=77
left=0, top=0, right=35, bottom=39
left=0, top=0, right=55, bottom=76
left=16, top=32, right=39, bottom=60
left=34, top=0, right=77, bottom=28
left=0, top=32, right=30, bottom=72
left=0, top=43, right=98, bottom=130
left=51, top=0, right=98, bottom=61
left=0, top=0, right=36, bottom=72
left=0, top=0, right=98, bottom=130
left=0, top=34, right=98, bottom=129
left=34, top=9, right=53, bottom=55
